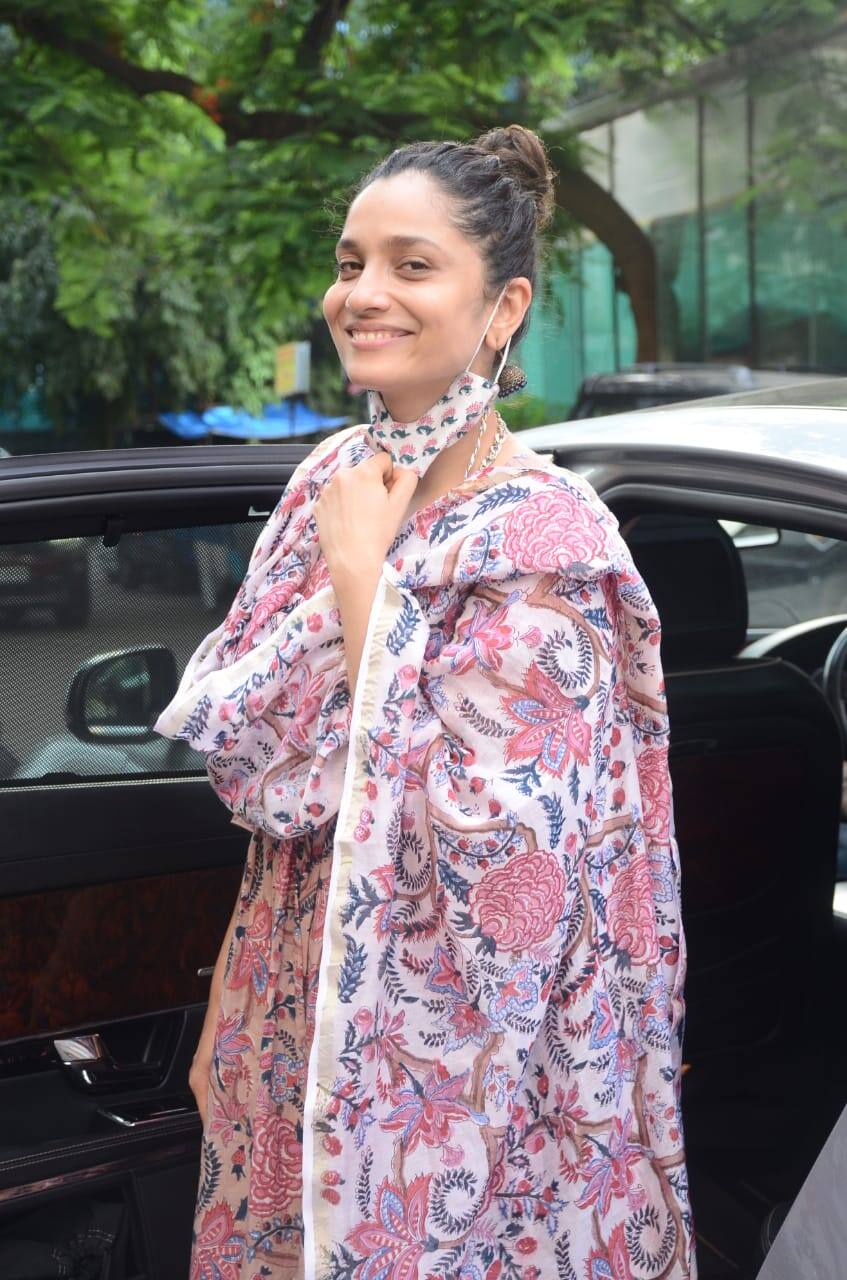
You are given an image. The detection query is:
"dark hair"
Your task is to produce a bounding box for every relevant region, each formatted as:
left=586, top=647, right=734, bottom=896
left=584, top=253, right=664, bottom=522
left=354, top=124, right=555, bottom=350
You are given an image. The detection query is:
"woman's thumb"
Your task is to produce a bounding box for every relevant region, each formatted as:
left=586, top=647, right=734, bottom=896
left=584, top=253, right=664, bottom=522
left=387, top=466, right=418, bottom=504
left=368, top=449, right=394, bottom=481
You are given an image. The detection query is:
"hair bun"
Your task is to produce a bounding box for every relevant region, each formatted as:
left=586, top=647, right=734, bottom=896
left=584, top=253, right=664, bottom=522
left=475, top=124, right=555, bottom=231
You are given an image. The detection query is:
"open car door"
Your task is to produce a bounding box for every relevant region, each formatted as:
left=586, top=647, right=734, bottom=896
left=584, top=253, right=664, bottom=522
left=0, top=442, right=313, bottom=1280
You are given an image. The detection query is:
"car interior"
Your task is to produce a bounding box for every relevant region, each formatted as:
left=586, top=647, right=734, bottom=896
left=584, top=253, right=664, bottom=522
left=1, top=448, right=846, bottom=1279
left=620, top=509, right=847, bottom=1278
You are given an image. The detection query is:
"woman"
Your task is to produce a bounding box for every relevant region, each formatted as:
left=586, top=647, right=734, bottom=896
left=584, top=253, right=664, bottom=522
left=154, top=125, right=696, bottom=1280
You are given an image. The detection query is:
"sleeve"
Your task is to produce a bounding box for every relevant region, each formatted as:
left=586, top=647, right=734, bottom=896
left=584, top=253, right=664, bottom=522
left=410, top=563, right=623, bottom=959
left=416, top=554, right=684, bottom=1034
left=152, top=429, right=361, bottom=839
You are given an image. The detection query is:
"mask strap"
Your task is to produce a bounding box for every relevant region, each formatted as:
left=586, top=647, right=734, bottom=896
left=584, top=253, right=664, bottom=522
left=465, top=283, right=509, bottom=375
left=493, top=333, right=512, bottom=384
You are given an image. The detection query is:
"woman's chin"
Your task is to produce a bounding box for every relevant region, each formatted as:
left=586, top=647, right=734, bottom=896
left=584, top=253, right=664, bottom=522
left=345, top=351, right=454, bottom=417
left=347, top=349, right=412, bottom=378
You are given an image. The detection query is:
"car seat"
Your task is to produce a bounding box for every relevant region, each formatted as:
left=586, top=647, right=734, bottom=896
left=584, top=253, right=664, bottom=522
left=621, top=512, right=843, bottom=1059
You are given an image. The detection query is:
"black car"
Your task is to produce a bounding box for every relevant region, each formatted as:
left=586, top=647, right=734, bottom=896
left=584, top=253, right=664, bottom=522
left=568, top=362, right=824, bottom=418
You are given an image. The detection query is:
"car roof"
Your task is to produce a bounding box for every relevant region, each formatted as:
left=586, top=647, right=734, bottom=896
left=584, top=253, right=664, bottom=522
left=577, top=365, right=826, bottom=396
left=519, top=402, right=847, bottom=481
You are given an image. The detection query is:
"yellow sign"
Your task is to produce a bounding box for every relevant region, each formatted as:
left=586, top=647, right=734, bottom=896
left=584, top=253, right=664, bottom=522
left=274, top=341, right=311, bottom=397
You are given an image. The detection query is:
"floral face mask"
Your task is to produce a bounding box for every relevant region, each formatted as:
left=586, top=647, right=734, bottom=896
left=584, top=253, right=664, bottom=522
left=364, top=285, right=512, bottom=478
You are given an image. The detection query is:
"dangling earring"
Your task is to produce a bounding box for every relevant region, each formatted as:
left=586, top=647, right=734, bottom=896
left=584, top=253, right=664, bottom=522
left=498, top=361, right=528, bottom=398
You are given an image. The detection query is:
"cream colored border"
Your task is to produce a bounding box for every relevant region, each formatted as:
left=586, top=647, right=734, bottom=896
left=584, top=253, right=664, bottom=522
left=301, top=564, right=395, bottom=1278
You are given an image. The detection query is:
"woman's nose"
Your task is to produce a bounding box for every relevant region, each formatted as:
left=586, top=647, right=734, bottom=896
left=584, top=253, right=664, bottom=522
left=344, top=266, right=390, bottom=314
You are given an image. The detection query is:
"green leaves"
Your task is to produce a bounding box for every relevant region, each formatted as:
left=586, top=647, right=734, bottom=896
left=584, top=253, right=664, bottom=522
left=55, top=217, right=137, bottom=336
left=1, top=0, right=843, bottom=441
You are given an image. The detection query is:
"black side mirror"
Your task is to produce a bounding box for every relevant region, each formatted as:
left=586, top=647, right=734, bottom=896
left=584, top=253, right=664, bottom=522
left=65, top=646, right=178, bottom=744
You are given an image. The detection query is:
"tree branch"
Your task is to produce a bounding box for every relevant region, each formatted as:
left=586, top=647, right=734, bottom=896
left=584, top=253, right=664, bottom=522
left=6, top=11, right=199, bottom=100
left=2, top=5, right=422, bottom=145
left=296, top=0, right=353, bottom=70
left=556, top=165, right=658, bottom=361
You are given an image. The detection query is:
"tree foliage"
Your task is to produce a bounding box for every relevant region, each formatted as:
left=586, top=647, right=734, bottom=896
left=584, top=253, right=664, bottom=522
left=0, top=0, right=841, bottom=436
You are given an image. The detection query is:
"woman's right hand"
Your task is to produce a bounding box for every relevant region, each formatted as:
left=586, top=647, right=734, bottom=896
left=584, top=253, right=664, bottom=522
left=313, top=450, right=418, bottom=582
left=189, top=1019, right=216, bottom=1127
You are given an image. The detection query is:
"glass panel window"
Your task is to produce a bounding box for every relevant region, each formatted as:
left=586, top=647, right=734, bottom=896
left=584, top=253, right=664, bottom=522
left=720, top=521, right=847, bottom=629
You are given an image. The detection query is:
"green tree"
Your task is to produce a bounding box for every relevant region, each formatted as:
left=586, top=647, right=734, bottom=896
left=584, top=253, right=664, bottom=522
left=0, top=1, right=841, bottom=440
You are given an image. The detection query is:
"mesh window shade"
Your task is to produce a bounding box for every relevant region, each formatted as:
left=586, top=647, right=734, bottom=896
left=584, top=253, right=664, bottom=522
left=0, top=520, right=261, bottom=782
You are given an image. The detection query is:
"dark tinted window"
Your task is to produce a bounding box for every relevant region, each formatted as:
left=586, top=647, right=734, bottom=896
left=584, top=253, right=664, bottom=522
left=0, top=521, right=262, bottom=782
left=572, top=390, right=711, bottom=418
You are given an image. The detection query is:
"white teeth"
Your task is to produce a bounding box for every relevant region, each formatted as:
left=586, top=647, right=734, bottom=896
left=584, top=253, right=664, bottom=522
left=351, top=330, right=404, bottom=342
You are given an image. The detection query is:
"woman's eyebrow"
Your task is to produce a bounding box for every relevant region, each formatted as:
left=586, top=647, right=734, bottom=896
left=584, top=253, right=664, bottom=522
left=335, top=234, right=441, bottom=252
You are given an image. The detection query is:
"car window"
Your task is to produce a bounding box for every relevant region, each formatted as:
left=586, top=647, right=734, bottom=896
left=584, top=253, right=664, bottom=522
left=720, top=522, right=847, bottom=630
left=7, top=514, right=844, bottom=784
left=0, top=520, right=263, bottom=782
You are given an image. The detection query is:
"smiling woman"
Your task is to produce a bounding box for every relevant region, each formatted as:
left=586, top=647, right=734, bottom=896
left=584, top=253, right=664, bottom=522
left=153, top=124, right=696, bottom=1280
left=323, top=140, right=542, bottom=436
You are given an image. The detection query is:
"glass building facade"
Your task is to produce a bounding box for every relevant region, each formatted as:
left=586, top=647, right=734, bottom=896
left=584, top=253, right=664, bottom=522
left=522, top=53, right=847, bottom=419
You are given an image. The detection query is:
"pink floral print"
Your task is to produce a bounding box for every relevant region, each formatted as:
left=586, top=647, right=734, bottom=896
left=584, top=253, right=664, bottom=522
left=607, top=857, right=662, bottom=967
left=248, top=1111, right=303, bottom=1219
left=153, top=424, right=696, bottom=1279
left=469, top=849, right=565, bottom=949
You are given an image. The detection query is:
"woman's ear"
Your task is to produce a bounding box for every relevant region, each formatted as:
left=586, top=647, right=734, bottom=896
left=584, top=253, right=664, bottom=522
left=486, top=277, right=532, bottom=353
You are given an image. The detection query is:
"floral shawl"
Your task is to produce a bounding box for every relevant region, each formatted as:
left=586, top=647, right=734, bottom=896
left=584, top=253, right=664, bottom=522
left=154, top=424, right=696, bottom=1280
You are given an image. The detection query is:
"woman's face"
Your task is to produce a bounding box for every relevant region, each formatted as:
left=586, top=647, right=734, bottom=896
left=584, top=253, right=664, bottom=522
left=323, top=171, right=501, bottom=419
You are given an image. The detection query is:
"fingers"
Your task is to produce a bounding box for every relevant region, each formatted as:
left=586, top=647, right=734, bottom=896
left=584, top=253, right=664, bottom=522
left=386, top=465, right=418, bottom=507
left=320, top=450, right=391, bottom=502
left=363, top=450, right=394, bottom=481
left=358, top=451, right=417, bottom=507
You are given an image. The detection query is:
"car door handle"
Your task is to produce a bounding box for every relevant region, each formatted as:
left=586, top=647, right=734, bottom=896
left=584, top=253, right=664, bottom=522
left=54, top=1033, right=108, bottom=1064
left=63, top=1059, right=164, bottom=1091
left=54, top=1033, right=165, bottom=1092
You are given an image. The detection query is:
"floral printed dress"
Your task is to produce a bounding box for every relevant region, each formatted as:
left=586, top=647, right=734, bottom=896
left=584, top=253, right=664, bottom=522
left=154, top=425, right=697, bottom=1280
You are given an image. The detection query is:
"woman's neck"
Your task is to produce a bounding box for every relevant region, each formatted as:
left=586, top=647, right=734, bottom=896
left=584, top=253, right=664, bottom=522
left=380, top=351, right=496, bottom=424
left=381, top=380, right=451, bottom=424
left=402, top=409, right=516, bottom=513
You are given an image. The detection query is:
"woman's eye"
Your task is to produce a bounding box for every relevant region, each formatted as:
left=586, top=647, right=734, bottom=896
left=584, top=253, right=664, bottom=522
left=336, top=260, right=360, bottom=275
left=401, top=260, right=429, bottom=273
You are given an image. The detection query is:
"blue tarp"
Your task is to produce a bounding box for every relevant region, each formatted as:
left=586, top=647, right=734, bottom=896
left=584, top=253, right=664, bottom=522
left=159, top=399, right=349, bottom=441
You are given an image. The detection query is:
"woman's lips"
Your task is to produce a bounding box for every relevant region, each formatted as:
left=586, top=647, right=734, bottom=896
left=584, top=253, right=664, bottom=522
left=347, top=329, right=412, bottom=349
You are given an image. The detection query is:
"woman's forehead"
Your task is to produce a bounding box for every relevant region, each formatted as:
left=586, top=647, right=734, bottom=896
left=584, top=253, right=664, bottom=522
left=341, top=172, right=467, bottom=252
